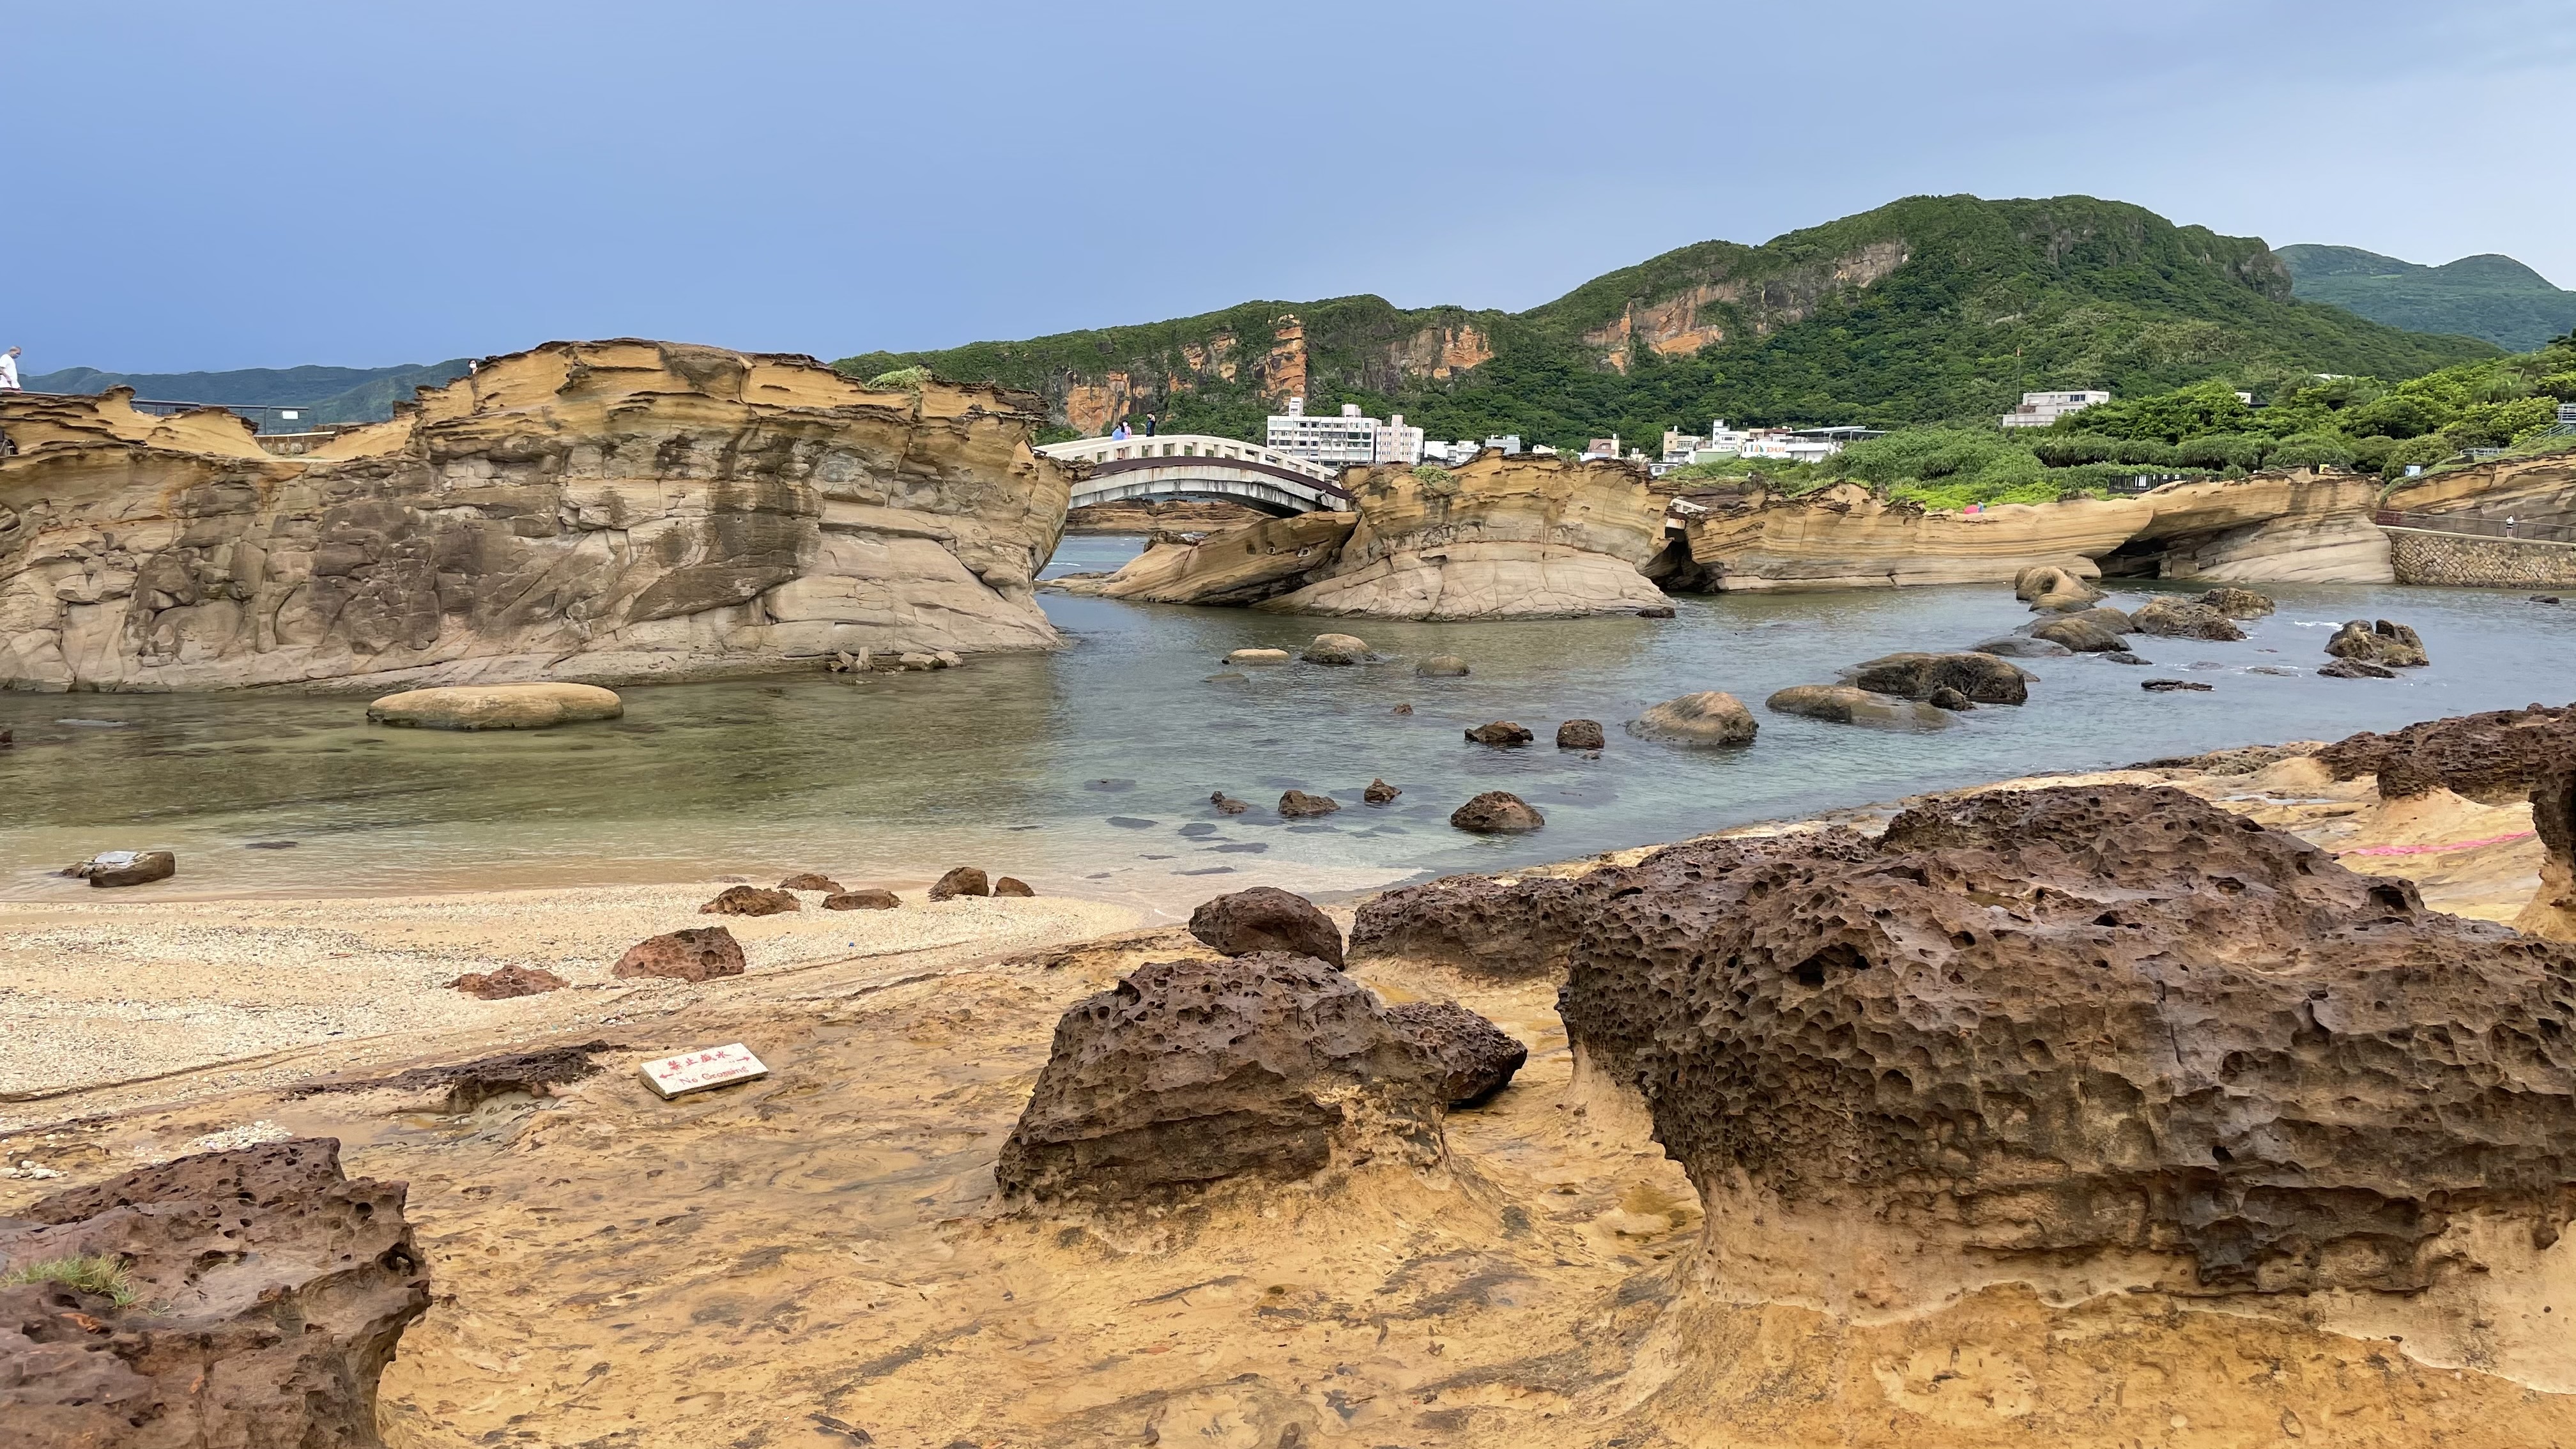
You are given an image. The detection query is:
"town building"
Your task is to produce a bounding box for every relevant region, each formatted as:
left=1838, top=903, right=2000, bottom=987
left=1266, top=397, right=1422, bottom=466
left=2000, top=389, right=2111, bottom=429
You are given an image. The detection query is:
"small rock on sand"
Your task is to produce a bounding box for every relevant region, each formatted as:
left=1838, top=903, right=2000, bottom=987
left=367, top=682, right=623, bottom=730
left=702, top=885, right=799, bottom=916
left=449, top=965, right=569, bottom=999
left=930, top=867, right=991, bottom=900
left=993, top=877, right=1037, bottom=897
left=1188, top=886, right=1345, bottom=967
left=823, top=889, right=900, bottom=910
left=778, top=872, right=841, bottom=893
left=612, top=926, right=747, bottom=983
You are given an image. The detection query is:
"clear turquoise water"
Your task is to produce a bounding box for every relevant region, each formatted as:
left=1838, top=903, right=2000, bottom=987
left=4, top=533, right=2570, bottom=915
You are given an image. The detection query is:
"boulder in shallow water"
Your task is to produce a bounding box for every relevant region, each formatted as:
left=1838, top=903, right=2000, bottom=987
left=613, top=925, right=747, bottom=981
left=1210, top=791, right=1252, bottom=815
left=1464, top=720, right=1535, bottom=746
left=995, top=953, right=1445, bottom=1202
left=2032, top=611, right=2130, bottom=653
left=1301, top=633, right=1372, bottom=664
left=2326, top=617, right=2428, bottom=667
left=1385, top=1000, right=1528, bottom=1107
left=1765, top=685, right=1952, bottom=731
left=2013, top=563, right=2103, bottom=610
left=1556, top=718, right=1607, bottom=750
left=1627, top=691, right=1758, bottom=747
left=1278, top=789, right=1342, bottom=818
left=1222, top=648, right=1290, bottom=666
left=0, top=1138, right=429, bottom=1449
left=1974, top=633, right=2074, bottom=659
left=2197, top=585, right=2276, bottom=618
left=823, top=889, right=900, bottom=910
left=67, top=849, right=175, bottom=888
left=1416, top=654, right=1470, bottom=677
left=1848, top=650, right=2028, bottom=705
left=449, top=964, right=567, bottom=999
left=1926, top=686, right=1974, bottom=711
left=1188, top=885, right=1345, bottom=967
left=2142, top=678, right=2215, bottom=692
left=1450, top=790, right=1544, bottom=833
left=367, top=682, right=623, bottom=730
left=2319, top=657, right=2396, bottom=679
left=2131, top=595, right=2246, bottom=641
left=1364, top=778, right=1402, bottom=804
left=930, top=866, right=991, bottom=900
left=702, top=885, right=798, bottom=916
left=993, top=876, right=1036, bottom=897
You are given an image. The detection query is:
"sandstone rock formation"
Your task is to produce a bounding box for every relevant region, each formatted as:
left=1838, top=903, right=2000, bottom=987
left=1186, top=886, right=1345, bottom=967
left=0, top=1138, right=429, bottom=1446
left=1553, top=784, right=2576, bottom=1382
left=993, top=953, right=1447, bottom=1204
left=1464, top=720, right=1534, bottom=746
left=1049, top=512, right=1354, bottom=606
left=2314, top=702, right=2576, bottom=801
left=992, top=876, right=1036, bottom=898
left=1556, top=718, right=1606, bottom=749
left=2522, top=769, right=2576, bottom=942
left=1415, top=654, right=1469, bottom=677
left=2012, top=563, right=2101, bottom=610
left=1766, top=684, right=1952, bottom=730
left=1278, top=789, right=1341, bottom=818
left=778, top=872, right=840, bottom=893
left=823, top=889, right=899, bottom=910
left=1061, top=497, right=1269, bottom=535
left=612, top=926, right=747, bottom=981
left=2031, top=611, right=2128, bottom=652
left=1676, top=470, right=2395, bottom=592
left=1972, top=634, right=2071, bottom=659
left=367, top=682, right=622, bottom=729
left=0, top=340, right=1071, bottom=691
left=2319, top=657, right=2395, bottom=679
left=1300, top=632, right=1371, bottom=664
left=1847, top=651, right=2028, bottom=705
left=1450, top=790, right=1544, bottom=833
left=2130, top=594, right=2246, bottom=640
left=2327, top=617, right=2429, bottom=666
left=1382, top=1000, right=1528, bottom=1107
left=65, top=850, right=174, bottom=887
left=929, top=867, right=990, bottom=900
left=702, top=885, right=798, bottom=916
left=2197, top=585, right=2276, bottom=617
left=1627, top=690, right=1758, bottom=746
left=1350, top=869, right=1607, bottom=978
left=1220, top=647, right=1289, bottom=666
left=448, top=964, right=567, bottom=999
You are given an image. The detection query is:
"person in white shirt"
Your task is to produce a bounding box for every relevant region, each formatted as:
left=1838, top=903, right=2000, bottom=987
left=0, top=347, right=20, bottom=390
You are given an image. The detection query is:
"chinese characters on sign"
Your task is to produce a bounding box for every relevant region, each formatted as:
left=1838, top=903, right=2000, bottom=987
left=638, top=1042, right=769, bottom=1099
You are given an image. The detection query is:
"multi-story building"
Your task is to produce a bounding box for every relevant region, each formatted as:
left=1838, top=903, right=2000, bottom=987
left=1267, top=397, right=1423, bottom=466
left=2000, top=389, right=2110, bottom=429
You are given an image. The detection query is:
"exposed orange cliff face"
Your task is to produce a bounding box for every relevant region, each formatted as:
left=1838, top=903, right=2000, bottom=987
left=0, top=340, right=1071, bottom=690
left=1584, top=240, right=1909, bottom=370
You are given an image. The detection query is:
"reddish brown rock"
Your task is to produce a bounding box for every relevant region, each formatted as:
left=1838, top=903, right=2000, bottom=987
left=448, top=964, right=568, bottom=999
left=778, top=871, right=842, bottom=892
left=994, top=953, right=1445, bottom=1203
left=1278, top=789, right=1342, bottom=818
left=1555, top=783, right=2576, bottom=1295
left=929, top=866, right=990, bottom=900
left=1210, top=790, right=1252, bottom=815
left=2522, top=769, right=2576, bottom=941
left=1556, top=719, right=1606, bottom=750
left=2315, top=702, right=2576, bottom=801
left=701, top=884, right=799, bottom=916
left=1188, top=886, right=1345, bottom=967
left=1848, top=651, right=2029, bottom=705
left=0, top=1138, right=429, bottom=1448
left=1450, top=790, right=1543, bottom=833
left=2131, top=595, right=2246, bottom=641
left=1363, top=777, right=1401, bottom=804
left=1384, top=1000, right=1528, bottom=1107
left=2319, top=657, right=2395, bottom=679
left=993, top=876, right=1036, bottom=897
left=1464, top=721, right=1535, bottom=746
left=2326, top=617, right=2428, bottom=666
left=611, top=926, right=747, bottom=982
left=824, top=889, right=901, bottom=910
left=1351, top=869, right=1614, bottom=979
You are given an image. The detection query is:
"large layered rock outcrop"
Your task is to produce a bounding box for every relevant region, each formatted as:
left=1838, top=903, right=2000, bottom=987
left=1554, top=784, right=2576, bottom=1385
left=0, top=340, right=1071, bottom=690
left=2315, top=700, right=2576, bottom=801
left=1675, top=470, right=2393, bottom=591
left=1060, top=450, right=1669, bottom=619
left=0, top=1136, right=429, bottom=1446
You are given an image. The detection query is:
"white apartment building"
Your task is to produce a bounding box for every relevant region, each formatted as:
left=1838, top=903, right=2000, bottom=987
left=2000, top=390, right=2110, bottom=429
left=1266, top=397, right=1423, bottom=466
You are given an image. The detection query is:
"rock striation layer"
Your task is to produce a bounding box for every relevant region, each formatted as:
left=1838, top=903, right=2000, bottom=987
left=0, top=1137, right=429, bottom=1447
left=0, top=339, right=1071, bottom=691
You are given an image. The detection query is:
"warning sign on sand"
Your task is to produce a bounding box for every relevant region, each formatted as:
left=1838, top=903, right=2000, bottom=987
left=639, top=1043, right=769, bottom=1099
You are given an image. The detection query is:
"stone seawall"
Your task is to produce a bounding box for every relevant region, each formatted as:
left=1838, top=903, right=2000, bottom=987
left=2389, top=528, right=2576, bottom=589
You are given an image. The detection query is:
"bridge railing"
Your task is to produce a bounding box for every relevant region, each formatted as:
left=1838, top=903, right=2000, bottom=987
left=2375, top=509, right=2576, bottom=544
left=1036, top=433, right=1343, bottom=486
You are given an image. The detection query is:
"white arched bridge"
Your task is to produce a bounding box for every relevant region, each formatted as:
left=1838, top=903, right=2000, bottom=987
left=1038, top=433, right=1352, bottom=515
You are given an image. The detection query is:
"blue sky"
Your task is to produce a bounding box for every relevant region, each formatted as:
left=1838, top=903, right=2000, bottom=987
left=10, top=0, right=2573, bottom=372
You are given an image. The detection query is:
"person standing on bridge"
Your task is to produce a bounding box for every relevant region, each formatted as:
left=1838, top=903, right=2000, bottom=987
left=0, top=346, right=21, bottom=391
left=1144, top=412, right=1159, bottom=437
left=1110, top=418, right=1130, bottom=440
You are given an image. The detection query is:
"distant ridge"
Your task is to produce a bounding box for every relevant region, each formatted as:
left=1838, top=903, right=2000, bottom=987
left=21, top=359, right=474, bottom=427
left=2278, top=244, right=2576, bottom=353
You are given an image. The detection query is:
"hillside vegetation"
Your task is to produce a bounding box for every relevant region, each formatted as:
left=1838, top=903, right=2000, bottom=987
left=24, top=360, right=474, bottom=427
left=2280, top=245, right=2576, bottom=353
left=839, top=195, right=2497, bottom=450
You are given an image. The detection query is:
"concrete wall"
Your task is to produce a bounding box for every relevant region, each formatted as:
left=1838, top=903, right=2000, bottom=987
left=2389, top=528, right=2576, bottom=589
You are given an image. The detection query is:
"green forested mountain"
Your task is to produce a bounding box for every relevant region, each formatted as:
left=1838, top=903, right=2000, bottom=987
left=22, top=360, right=474, bottom=427
left=839, top=195, right=2499, bottom=449
left=2279, top=245, right=2576, bottom=353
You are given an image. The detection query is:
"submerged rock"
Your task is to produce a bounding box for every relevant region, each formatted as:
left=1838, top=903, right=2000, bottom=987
left=1556, top=783, right=2576, bottom=1317
left=2319, top=657, right=2396, bottom=679
left=2131, top=595, right=2246, bottom=641
left=994, top=953, right=1445, bottom=1203
left=701, top=885, right=799, bottom=916
left=1301, top=633, right=1372, bottom=664
left=1363, top=778, right=1402, bottom=804
left=1972, top=633, right=2073, bottom=659
left=1384, top=1000, right=1528, bottom=1107
left=1209, top=791, right=1252, bottom=815
left=66, top=849, right=175, bottom=888
left=2197, top=585, right=2277, bottom=618
left=369, top=683, right=626, bottom=730
left=613, top=926, right=747, bottom=982
left=823, top=889, right=900, bottom=910
left=2142, top=678, right=2215, bottom=692
left=1278, top=789, right=1342, bottom=818
left=1464, top=721, right=1535, bottom=746
left=2327, top=617, right=2429, bottom=667
left=930, top=866, right=992, bottom=900
left=1847, top=650, right=2028, bottom=705
left=1765, top=685, right=1952, bottom=730
left=1222, top=647, right=1292, bottom=666
left=1450, top=791, right=1544, bottom=834
left=449, top=964, right=568, bottom=999
left=0, top=1138, right=429, bottom=1448
left=1556, top=718, right=1607, bottom=750
left=1416, top=654, right=1471, bottom=677
left=1187, top=885, right=1345, bottom=967
left=1627, top=691, right=1758, bottom=747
